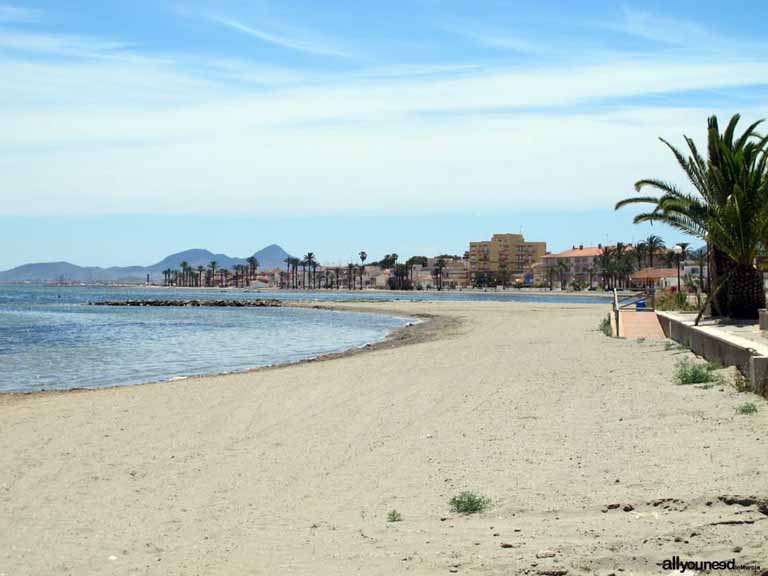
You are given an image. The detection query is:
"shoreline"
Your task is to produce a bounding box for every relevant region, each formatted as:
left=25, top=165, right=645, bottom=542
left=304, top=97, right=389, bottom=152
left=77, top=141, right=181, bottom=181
left=2, top=282, right=617, bottom=299
left=3, top=299, right=764, bottom=574
left=0, top=303, right=458, bottom=403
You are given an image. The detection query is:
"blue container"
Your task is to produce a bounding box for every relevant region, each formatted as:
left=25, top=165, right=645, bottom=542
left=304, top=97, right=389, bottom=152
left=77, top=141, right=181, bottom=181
left=636, top=300, right=646, bottom=310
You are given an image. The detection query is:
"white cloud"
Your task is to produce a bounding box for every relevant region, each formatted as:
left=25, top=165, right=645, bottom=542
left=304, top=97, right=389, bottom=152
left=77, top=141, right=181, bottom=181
left=210, top=15, right=351, bottom=58
left=3, top=11, right=768, bottom=219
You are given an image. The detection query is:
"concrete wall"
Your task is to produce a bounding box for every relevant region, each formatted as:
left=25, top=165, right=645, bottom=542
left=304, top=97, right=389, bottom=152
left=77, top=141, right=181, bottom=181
left=657, top=312, right=768, bottom=398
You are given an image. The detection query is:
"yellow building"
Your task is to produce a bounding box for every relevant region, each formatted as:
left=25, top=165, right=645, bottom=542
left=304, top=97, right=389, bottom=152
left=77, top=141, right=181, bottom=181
left=469, top=233, right=546, bottom=285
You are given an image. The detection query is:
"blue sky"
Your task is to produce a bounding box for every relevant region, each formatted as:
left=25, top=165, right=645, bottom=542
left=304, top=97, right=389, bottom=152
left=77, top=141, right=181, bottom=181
left=2, top=1, right=767, bottom=268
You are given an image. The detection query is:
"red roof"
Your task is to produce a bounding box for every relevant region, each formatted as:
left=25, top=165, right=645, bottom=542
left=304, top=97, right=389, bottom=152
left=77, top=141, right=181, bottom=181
left=542, top=246, right=603, bottom=259
left=630, top=267, right=678, bottom=280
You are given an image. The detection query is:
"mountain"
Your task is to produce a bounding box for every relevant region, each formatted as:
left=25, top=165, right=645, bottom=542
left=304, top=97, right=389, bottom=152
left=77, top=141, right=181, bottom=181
left=0, top=244, right=293, bottom=284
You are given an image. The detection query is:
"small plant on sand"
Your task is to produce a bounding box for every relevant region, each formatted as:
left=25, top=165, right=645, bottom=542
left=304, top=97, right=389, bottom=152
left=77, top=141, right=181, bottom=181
left=450, top=491, right=490, bottom=515
left=736, top=402, right=758, bottom=415
left=599, top=316, right=612, bottom=337
left=674, top=359, right=722, bottom=386
left=733, top=371, right=751, bottom=393
left=387, top=509, right=403, bottom=522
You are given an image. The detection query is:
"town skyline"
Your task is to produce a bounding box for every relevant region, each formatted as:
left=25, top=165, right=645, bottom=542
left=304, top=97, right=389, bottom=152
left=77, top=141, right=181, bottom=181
left=0, top=209, right=692, bottom=271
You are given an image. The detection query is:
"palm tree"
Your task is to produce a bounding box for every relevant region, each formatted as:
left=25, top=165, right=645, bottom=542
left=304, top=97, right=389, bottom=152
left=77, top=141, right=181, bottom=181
left=208, top=260, right=218, bottom=287
left=300, top=258, right=308, bottom=289
left=556, top=259, right=569, bottom=290
left=433, top=258, right=446, bottom=290
left=633, top=242, right=647, bottom=271
left=359, top=251, right=367, bottom=289
left=196, top=265, right=205, bottom=287
left=645, top=234, right=665, bottom=268
left=246, top=256, right=259, bottom=287
left=303, top=253, right=317, bottom=289
left=179, top=261, right=189, bottom=287
left=616, top=114, right=768, bottom=319
left=347, top=263, right=355, bottom=289
left=291, top=257, right=300, bottom=289
left=672, top=242, right=690, bottom=293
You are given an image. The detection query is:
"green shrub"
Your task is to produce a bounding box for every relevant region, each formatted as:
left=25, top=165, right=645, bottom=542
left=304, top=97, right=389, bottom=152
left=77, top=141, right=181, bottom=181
left=387, top=509, right=402, bottom=522
left=674, top=359, right=722, bottom=386
left=656, top=290, right=697, bottom=312
left=449, top=491, right=490, bottom=515
left=599, top=316, right=612, bottom=337
left=736, top=402, right=758, bottom=415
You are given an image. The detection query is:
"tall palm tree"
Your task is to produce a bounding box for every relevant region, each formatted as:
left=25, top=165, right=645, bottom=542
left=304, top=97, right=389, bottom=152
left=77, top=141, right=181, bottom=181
left=196, top=265, right=205, bottom=287
left=303, top=253, right=317, bottom=289
left=556, top=259, right=569, bottom=290
left=645, top=234, right=665, bottom=268
left=359, top=251, right=367, bottom=289
left=283, top=257, right=292, bottom=289
left=291, top=257, right=300, bottom=289
left=633, top=242, right=648, bottom=271
left=300, top=258, right=308, bottom=289
left=434, top=258, right=446, bottom=290
left=673, top=242, right=690, bottom=293
left=208, top=260, right=218, bottom=287
left=246, top=256, right=259, bottom=287
left=616, top=114, right=768, bottom=319
left=179, top=261, right=189, bottom=287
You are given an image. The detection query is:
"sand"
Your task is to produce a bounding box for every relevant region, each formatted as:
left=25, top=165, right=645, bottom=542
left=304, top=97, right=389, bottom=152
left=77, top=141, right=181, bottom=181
left=1, top=300, right=766, bottom=575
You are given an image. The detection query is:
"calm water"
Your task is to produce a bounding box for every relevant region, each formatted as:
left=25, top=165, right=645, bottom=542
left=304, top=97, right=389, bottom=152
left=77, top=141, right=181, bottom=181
left=0, top=286, right=413, bottom=393
left=0, top=285, right=609, bottom=393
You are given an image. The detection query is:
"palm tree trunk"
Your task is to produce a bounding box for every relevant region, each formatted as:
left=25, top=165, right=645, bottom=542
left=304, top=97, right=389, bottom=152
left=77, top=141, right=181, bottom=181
left=726, top=264, right=765, bottom=319
left=710, top=246, right=735, bottom=317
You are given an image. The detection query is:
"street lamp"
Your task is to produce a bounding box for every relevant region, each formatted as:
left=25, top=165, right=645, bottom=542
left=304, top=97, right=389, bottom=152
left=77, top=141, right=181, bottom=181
left=673, top=244, right=683, bottom=293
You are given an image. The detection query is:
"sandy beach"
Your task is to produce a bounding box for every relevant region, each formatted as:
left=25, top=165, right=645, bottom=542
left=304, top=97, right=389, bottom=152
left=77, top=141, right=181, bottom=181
left=1, top=300, right=766, bottom=575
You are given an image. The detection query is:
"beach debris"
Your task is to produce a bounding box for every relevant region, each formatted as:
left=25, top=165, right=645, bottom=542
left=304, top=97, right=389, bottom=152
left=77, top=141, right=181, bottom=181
left=622, top=504, right=634, bottom=512
left=536, top=550, right=556, bottom=559
left=90, top=299, right=282, bottom=307
left=536, top=570, right=568, bottom=576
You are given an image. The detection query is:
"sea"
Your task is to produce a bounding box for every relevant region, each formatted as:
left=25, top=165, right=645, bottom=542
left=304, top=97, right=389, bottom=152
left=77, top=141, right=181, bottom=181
left=0, top=285, right=609, bottom=393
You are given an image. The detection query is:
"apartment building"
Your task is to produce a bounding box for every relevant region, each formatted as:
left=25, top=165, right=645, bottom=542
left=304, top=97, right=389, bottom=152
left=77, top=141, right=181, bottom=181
left=469, top=233, right=547, bottom=285
left=541, top=245, right=604, bottom=287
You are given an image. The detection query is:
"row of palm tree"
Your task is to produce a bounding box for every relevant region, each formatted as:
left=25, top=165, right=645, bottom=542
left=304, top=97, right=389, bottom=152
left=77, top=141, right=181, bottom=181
left=276, top=251, right=449, bottom=291
left=162, top=257, right=260, bottom=288
left=616, top=114, right=768, bottom=320
left=280, top=253, right=370, bottom=290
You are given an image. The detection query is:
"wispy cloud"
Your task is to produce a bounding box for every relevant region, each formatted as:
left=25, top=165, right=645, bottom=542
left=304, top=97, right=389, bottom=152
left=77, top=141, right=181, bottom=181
left=613, top=8, right=712, bottom=46
left=0, top=29, right=135, bottom=59
left=210, top=15, right=351, bottom=58
left=0, top=3, right=40, bottom=23
left=608, top=7, right=768, bottom=56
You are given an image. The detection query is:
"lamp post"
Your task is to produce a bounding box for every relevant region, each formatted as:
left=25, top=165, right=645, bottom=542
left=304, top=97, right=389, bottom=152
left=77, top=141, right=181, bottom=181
left=674, top=244, right=683, bottom=293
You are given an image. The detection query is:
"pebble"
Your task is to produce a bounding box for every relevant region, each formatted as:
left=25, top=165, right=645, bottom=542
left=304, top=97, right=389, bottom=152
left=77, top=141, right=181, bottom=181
left=536, top=550, right=556, bottom=559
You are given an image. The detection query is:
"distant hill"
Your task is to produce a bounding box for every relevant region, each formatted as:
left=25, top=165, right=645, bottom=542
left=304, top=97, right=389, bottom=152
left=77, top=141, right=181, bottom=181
left=0, top=244, right=293, bottom=284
